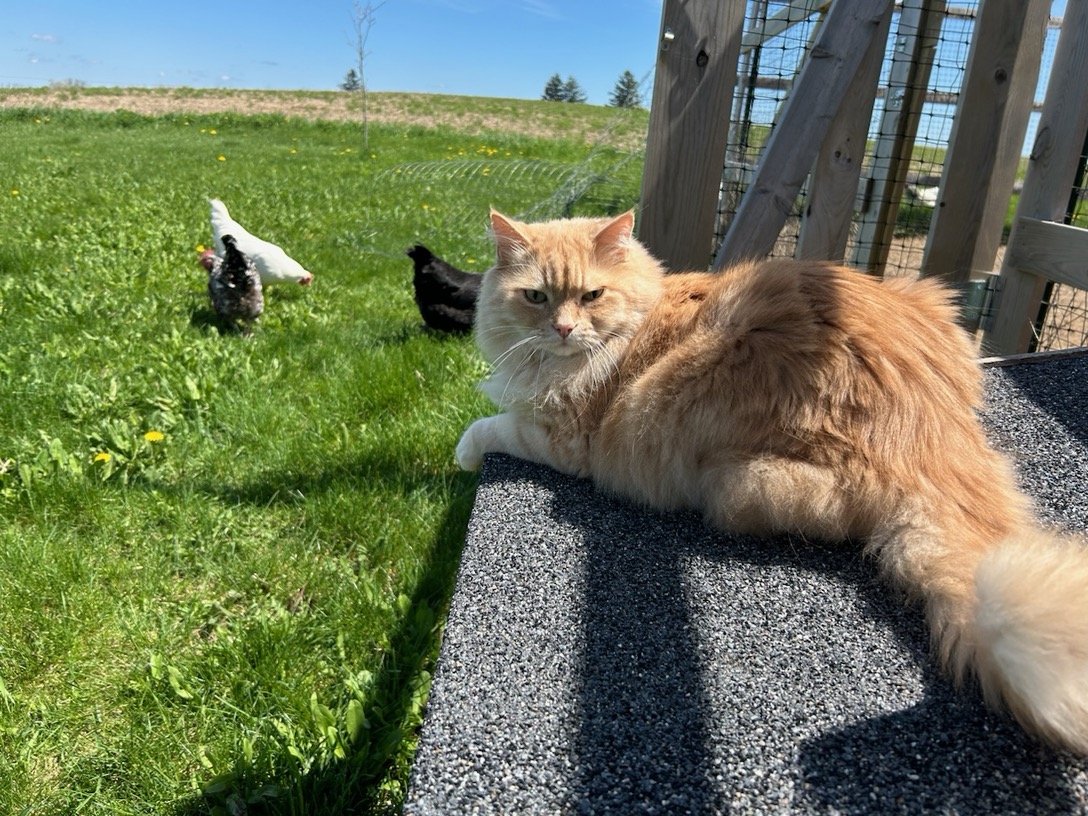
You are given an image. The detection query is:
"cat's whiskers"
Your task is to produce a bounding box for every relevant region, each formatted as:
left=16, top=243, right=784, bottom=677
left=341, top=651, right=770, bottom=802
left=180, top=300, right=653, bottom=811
left=493, top=334, right=544, bottom=409
left=584, top=331, right=626, bottom=384
left=491, top=336, right=539, bottom=381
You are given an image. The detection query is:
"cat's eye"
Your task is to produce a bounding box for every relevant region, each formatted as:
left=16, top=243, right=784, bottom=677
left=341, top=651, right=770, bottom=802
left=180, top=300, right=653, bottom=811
left=523, top=289, right=548, bottom=304
left=582, top=288, right=604, bottom=302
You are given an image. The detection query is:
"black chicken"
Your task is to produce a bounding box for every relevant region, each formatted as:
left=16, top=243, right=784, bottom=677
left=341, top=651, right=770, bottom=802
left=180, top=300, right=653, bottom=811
left=202, top=233, right=264, bottom=335
left=406, top=244, right=482, bottom=333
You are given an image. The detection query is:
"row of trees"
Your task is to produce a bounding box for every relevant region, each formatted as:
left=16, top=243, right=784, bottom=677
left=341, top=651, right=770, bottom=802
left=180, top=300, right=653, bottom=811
left=542, top=70, right=643, bottom=108
left=341, top=67, right=644, bottom=109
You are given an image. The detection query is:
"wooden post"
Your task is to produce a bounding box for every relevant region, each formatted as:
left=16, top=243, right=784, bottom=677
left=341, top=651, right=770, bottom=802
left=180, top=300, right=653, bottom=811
left=713, top=0, right=894, bottom=269
left=796, top=1, right=892, bottom=261
left=918, top=0, right=1050, bottom=284
left=983, top=0, right=1088, bottom=354
left=638, top=0, right=746, bottom=270
left=850, top=0, right=945, bottom=275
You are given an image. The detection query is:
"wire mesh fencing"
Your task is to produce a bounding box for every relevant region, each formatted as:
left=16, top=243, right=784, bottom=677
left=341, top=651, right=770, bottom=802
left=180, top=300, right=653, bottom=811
left=715, top=1, right=1072, bottom=302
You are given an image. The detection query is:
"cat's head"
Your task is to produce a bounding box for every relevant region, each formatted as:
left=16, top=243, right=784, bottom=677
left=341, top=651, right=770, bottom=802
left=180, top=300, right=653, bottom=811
left=474, top=210, right=663, bottom=387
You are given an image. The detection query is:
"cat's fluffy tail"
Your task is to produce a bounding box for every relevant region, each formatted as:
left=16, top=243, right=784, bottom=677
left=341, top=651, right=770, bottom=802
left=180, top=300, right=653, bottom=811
left=961, top=530, right=1088, bottom=754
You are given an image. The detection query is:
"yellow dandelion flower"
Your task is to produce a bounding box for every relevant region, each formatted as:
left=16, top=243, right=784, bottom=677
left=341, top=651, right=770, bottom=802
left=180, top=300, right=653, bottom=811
left=196, top=244, right=206, bottom=253
left=94, top=452, right=111, bottom=463
left=466, top=258, right=476, bottom=265
left=421, top=203, right=430, bottom=210
left=10, top=190, right=18, bottom=196
left=209, top=129, right=217, bottom=135
left=217, top=155, right=226, bottom=162
left=143, top=430, right=164, bottom=443
left=290, top=147, right=298, bottom=154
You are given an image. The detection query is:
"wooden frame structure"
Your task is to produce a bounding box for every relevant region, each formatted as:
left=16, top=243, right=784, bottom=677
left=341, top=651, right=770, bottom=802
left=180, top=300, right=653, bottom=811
left=983, top=0, right=1088, bottom=353
left=639, top=0, right=1087, bottom=354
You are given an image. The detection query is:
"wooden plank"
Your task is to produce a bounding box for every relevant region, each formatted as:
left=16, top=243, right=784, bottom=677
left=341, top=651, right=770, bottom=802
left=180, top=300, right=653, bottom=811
left=797, top=1, right=892, bottom=261
left=713, top=0, right=894, bottom=269
left=740, top=0, right=828, bottom=53
left=980, top=345, right=1088, bottom=367
left=1003, top=218, right=1088, bottom=290
left=850, top=0, right=945, bottom=275
left=918, top=0, right=1050, bottom=284
left=983, top=0, right=1088, bottom=354
left=638, top=0, right=746, bottom=270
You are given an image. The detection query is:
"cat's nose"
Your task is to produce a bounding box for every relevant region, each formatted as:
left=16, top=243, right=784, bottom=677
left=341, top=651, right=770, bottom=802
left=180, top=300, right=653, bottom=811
left=555, top=323, right=575, bottom=339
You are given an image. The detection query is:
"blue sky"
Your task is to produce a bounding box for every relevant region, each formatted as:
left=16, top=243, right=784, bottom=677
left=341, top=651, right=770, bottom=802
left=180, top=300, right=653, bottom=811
left=0, top=0, right=665, bottom=105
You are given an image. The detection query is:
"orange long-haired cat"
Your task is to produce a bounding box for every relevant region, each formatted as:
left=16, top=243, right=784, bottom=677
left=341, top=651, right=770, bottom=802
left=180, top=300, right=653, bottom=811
left=456, top=209, right=1088, bottom=755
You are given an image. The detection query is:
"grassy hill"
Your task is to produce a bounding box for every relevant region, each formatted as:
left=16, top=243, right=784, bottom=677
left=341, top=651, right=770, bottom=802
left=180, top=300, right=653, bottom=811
left=0, top=86, right=651, bottom=151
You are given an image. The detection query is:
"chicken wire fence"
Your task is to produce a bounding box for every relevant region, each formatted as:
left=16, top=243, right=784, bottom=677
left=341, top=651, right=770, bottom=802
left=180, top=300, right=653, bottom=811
left=1033, top=129, right=1088, bottom=351
left=716, top=1, right=1088, bottom=348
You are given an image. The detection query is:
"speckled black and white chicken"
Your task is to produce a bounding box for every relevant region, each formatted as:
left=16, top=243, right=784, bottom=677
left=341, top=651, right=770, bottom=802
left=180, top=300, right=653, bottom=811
left=201, top=234, right=264, bottom=335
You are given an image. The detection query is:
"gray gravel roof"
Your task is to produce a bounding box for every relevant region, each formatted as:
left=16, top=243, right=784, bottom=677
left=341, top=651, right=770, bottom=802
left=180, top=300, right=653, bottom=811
left=405, top=353, right=1088, bottom=815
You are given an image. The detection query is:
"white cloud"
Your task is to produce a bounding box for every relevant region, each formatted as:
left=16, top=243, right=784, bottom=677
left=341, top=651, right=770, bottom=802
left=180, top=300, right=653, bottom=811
left=520, top=0, right=561, bottom=19
left=31, top=33, right=60, bottom=44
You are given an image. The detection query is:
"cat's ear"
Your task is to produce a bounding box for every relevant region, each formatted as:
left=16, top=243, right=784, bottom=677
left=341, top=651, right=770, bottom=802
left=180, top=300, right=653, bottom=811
left=593, top=210, right=636, bottom=264
left=490, top=209, right=529, bottom=264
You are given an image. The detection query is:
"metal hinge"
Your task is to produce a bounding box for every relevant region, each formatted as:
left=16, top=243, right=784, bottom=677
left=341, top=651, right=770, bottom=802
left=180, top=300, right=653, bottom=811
left=958, top=273, right=1002, bottom=333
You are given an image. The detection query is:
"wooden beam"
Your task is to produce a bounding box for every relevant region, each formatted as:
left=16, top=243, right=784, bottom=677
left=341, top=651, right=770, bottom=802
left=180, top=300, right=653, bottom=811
left=983, top=0, right=1088, bottom=354
left=918, top=0, right=1050, bottom=284
left=740, top=0, right=828, bottom=54
left=979, top=345, right=1088, bottom=367
left=638, top=0, right=746, bottom=270
left=797, top=1, right=892, bottom=261
left=713, top=0, right=894, bottom=269
left=1003, top=218, right=1088, bottom=291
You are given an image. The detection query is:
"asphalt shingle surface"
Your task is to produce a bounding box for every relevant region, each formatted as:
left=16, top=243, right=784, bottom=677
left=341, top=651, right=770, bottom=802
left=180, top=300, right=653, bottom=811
left=405, top=354, right=1088, bottom=815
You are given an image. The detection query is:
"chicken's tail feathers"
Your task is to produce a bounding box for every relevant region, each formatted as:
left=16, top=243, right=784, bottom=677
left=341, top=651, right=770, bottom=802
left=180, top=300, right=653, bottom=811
left=220, top=235, right=250, bottom=277
left=406, top=244, right=435, bottom=264
left=209, top=199, right=233, bottom=240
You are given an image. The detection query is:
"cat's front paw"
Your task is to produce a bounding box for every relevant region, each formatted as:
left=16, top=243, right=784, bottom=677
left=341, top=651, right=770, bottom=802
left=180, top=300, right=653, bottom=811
left=455, top=421, right=486, bottom=471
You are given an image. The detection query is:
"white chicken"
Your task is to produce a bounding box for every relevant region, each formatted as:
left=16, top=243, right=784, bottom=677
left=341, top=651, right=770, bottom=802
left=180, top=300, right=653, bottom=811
left=209, top=199, right=314, bottom=286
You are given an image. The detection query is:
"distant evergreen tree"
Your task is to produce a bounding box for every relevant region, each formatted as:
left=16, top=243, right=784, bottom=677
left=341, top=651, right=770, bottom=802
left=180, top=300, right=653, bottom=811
left=562, top=75, right=587, bottom=104
left=542, top=73, right=566, bottom=101
left=609, top=70, right=642, bottom=108
left=340, top=68, right=362, bottom=92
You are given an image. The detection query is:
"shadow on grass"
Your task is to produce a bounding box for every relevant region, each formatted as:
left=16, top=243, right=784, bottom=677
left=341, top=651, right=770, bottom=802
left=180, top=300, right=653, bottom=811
left=166, top=455, right=479, bottom=815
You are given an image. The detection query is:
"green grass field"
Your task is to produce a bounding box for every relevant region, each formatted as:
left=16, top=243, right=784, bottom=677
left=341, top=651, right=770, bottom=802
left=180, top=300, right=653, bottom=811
left=0, top=95, right=646, bottom=814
